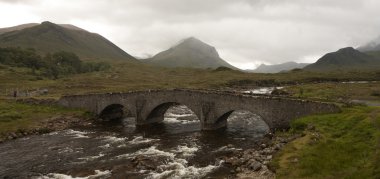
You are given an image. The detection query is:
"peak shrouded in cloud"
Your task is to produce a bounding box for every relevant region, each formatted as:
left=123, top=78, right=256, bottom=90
left=1, top=0, right=380, bottom=69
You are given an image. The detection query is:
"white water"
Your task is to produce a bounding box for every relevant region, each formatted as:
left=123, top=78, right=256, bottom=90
left=38, top=170, right=111, bottom=179
left=242, top=87, right=283, bottom=95
left=116, top=146, right=176, bottom=159
left=164, top=117, right=199, bottom=124
left=65, top=129, right=90, bottom=138
left=128, top=136, right=160, bottom=145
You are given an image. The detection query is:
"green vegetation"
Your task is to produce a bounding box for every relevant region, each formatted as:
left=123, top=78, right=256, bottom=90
left=272, top=106, right=380, bottom=178
left=0, top=99, right=87, bottom=140
left=1, top=59, right=380, bottom=98
left=285, top=82, right=380, bottom=102
left=0, top=47, right=110, bottom=79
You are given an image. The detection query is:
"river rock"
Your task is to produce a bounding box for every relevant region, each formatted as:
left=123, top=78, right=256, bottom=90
left=274, top=143, right=282, bottom=150
left=248, top=160, right=262, bottom=171
left=260, top=143, right=267, bottom=149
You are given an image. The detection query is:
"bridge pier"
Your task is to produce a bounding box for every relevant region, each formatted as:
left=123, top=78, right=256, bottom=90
left=201, top=120, right=227, bottom=130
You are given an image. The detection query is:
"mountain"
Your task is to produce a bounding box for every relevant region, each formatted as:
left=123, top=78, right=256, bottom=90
left=0, top=21, right=135, bottom=61
left=0, top=23, right=38, bottom=35
left=145, top=37, right=237, bottom=69
left=250, top=61, right=310, bottom=73
left=304, top=47, right=380, bottom=71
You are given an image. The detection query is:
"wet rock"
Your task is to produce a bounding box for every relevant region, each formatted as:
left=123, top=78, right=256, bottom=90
left=264, top=132, right=274, bottom=139
left=271, top=88, right=289, bottom=96
left=236, top=167, right=242, bottom=172
left=260, top=143, right=267, bottom=149
left=10, top=132, right=17, bottom=138
left=274, top=143, right=282, bottom=151
left=248, top=160, right=262, bottom=171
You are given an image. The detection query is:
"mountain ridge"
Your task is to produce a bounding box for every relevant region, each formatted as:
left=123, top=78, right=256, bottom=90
left=0, top=21, right=136, bottom=61
left=304, top=47, right=380, bottom=71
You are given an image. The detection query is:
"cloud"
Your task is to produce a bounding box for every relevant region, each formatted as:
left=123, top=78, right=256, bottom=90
left=0, top=0, right=380, bottom=69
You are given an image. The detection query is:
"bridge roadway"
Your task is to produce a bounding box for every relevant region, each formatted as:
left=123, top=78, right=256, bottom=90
left=57, top=89, right=340, bottom=131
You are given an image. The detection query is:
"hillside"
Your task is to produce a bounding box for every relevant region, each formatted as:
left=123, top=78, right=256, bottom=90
left=0, top=23, right=38, bottom=35
left=0, top=21, right=136, bottom=61
left=250, top=62, right=309, bottom=73
left=304, top=47, right=380, bottom=71
left=145, top=37, right=237, bottom=69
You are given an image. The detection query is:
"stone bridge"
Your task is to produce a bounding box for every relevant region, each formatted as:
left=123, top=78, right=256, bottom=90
left=57, top=89, right=340, bottom=131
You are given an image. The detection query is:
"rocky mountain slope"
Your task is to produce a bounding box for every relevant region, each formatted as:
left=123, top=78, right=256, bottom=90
left=304, top=47, right=380, bottom=71
left=145, top=37, right=237, bottom=69
left=0, top=21, right=135, bottom=61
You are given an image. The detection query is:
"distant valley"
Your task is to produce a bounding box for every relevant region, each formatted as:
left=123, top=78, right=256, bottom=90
left=249, top=62, right=310, bottom=73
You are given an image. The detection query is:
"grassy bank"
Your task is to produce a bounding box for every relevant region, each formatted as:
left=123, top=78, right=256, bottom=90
left=0, top=99, right=88, bottom=140
left=272, top=106, right=380, bottom=178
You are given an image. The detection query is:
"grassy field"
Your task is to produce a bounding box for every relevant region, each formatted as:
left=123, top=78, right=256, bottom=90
left=1, top=61, right=380, bottom=98
left=0, top=99, right=87, bottom=140
left=284, top=81, right=380, bottom=102
left=272, top=106, right=380, bottom=179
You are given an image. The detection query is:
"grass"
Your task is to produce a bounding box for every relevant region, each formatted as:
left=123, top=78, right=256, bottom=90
left=285, top=82, right=380, bottom=102
left=1, top=61, right=380, bottom=98
left=272, top=106, right=380, bottom=179
left=0, top=99, right=86, bottom=139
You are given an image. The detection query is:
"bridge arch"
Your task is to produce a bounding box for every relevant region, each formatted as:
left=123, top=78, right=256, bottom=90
left=99, top=104, right=125, bottom=121
left=145, top=102, right=200, bottom=124
left=213, top=109, right=271, bottom=131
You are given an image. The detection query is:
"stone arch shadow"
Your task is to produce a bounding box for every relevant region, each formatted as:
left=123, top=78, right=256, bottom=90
left=98, top=103, right=134, bottom=121
left=212, top=109, right=271, bottom=131
left=144, top=102, right=200, bottom=125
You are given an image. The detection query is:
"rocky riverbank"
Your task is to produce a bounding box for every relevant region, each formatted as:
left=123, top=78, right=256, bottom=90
left=221, top=133, right=301, bottom=179
left=0, top=114, right=94, bottom=143
left=114, top=132, right=301, bottom=179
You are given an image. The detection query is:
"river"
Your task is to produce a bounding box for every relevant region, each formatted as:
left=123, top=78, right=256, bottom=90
left=0, top=105, right=270, bottom=179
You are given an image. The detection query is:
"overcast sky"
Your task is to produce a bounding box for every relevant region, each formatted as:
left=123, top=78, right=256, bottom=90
left=0, top=0, right=380, bottom=69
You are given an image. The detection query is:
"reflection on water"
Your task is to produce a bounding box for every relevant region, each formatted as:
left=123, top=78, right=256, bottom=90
left=0, top=105, right=269, bottom=179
